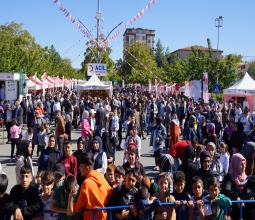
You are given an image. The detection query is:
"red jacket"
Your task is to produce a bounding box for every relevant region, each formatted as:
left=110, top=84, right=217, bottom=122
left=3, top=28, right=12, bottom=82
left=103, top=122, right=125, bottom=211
left=170, top=140, right=191, bottom=162
left=59, top=155, right=77, bottom=177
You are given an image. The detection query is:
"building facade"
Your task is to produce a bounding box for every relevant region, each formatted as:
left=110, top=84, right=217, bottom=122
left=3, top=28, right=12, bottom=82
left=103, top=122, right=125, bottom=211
left=123, top=28, right=155, bottom=49
left=170, top=46, right=223, bottom=62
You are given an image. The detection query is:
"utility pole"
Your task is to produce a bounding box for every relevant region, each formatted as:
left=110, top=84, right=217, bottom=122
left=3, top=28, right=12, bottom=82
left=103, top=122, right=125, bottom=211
left=96, top=0, right=103, bottom=64
left=215, top=16, right=223, bottom=84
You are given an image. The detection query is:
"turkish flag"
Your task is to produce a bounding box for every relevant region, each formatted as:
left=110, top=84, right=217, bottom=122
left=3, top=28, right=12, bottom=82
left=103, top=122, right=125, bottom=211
left=240, top=65, right=245, bottom=69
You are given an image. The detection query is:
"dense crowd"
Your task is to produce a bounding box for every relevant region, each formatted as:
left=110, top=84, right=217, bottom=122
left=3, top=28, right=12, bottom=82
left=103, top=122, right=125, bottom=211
left=0, top=88, right=255, bottom=220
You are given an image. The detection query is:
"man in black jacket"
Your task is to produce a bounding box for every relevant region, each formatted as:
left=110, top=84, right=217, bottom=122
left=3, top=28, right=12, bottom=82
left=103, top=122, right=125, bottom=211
left=95, top=103, right=106, bottom=137
left=4, top=165, right=43, bottom=220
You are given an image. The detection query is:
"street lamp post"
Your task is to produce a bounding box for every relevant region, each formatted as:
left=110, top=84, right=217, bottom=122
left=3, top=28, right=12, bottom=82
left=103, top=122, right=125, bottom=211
left=215, top=16, right=223, bottom=85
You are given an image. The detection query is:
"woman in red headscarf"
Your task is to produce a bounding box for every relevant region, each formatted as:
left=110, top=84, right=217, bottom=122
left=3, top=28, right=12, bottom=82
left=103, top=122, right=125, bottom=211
left=223, top=153, right=255, bottom=220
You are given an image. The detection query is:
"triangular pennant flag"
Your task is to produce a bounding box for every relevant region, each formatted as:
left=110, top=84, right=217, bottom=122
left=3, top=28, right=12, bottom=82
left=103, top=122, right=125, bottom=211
left=53, top=0, right=58, bottom=3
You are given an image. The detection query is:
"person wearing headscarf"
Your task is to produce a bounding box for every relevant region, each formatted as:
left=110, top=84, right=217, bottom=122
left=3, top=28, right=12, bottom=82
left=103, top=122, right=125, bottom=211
left=223, top=153, right=255, bottom=220
left=223, top=119, right=235, bottom=146
left=192, top=151, right=219, bottom=191
left=90, top=136, right=107, bottom=174
left=64, top=114, right=72, bottom=141
left=184, top=115, right=197, bottom=142
left=170, top=114, right=180, bottom=148
left=197, top=115, right=208, bottom=143
left=229, top=122, right=246, bottom=155
left=205, top=123, right=218, bottom=148
left=241, top=142, right=255, bottom=175
left=178, top=145, right=199, bottom=193
left=150, top=117, right=166, bottom=171
left=102, top=131, right=114, bottom=164
left=38, top=135, right=62, bottom=171
left=206, top=142, right=224, bottom=181
left=15, top=140, right=34, bottom=184
left=73, top=137, right=86, bottom=186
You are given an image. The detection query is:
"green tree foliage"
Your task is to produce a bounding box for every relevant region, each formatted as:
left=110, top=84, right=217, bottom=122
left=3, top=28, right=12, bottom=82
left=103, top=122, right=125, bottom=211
left=247, top=62, right=255, bottom=79
left=80, top=41, right=115, bottom=80
left=0, top=22, right=82, bottom=79
left=121, top=42, right=157, bottom=84
left=154, top=39, right=167, bottom=68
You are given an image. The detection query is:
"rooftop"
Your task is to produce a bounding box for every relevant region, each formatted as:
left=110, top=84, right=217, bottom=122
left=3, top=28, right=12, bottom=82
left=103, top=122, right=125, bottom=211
left=123, top=28, right=155, bottom=36
left=172, top=45, right=223, bottom=53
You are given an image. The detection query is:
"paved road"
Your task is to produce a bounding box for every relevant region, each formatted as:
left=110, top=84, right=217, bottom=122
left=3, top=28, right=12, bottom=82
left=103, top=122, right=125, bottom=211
left=0, top=127, right=161, bottom=193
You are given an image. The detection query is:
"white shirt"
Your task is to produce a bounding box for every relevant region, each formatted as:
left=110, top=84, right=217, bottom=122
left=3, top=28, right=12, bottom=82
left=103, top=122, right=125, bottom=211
left=94, top=152, right=107, bottom=174
left=53, top=102, right=61, bottom=112
left=241, top=115, right=251, bottom=132
left=22, top=131, right=33, bottom=141
left=243, top=101, right=249, bottom=110
left=235, top=108, right=242, bottom=122
left=220, top=152, right=230, bottom=174
left=190, top=197, right=212, bottom=219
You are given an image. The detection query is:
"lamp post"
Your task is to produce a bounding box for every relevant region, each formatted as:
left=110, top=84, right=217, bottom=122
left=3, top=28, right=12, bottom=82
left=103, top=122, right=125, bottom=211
left=215, top=16, right=223, bottom=79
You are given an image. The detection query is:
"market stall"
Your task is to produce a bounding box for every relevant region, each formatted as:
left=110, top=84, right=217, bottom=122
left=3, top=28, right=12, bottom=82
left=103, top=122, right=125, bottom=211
left=223, top=72, right=255, bottom=111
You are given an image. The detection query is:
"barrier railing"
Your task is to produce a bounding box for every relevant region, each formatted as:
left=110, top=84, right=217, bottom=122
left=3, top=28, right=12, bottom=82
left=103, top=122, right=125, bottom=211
left=36, top=200, right=255, bottom=220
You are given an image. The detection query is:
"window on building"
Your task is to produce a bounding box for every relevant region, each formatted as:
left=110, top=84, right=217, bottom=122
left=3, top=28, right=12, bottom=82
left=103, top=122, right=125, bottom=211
left=148, top=38, right=151, bottom=43
left=136, top=36, right=140, bottom=40
left=126, top=36, right=129, bottom=41
left=142, top=36, right=146, bottom=41
left=130, top=35, right=134, bottom=43
left=136, top=30, right=140, bottom=34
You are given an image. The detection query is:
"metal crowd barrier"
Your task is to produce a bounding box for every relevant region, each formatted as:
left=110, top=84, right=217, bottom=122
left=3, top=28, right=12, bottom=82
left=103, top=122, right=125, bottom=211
left=34, top=200, right=255, bottom=220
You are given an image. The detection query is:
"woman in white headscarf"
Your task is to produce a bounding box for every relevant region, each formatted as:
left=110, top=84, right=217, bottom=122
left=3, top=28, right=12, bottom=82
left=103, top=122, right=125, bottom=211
left=170, top=114, right=180, bottom=147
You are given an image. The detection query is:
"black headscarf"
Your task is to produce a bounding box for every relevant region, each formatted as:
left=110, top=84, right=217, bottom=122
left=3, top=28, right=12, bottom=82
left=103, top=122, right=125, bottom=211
left=17, top=140, right=30, bottom=158
left=73, top=137, right=86, bottom=162
left=102, top=131, right=114, bottom=159
left=183, top=145, right=195, bottom=170
left=46, top=135, right=61, bottom=171
left=200, top=150, right=219, bottom=179
left=235, top=122, right=244, bottom=133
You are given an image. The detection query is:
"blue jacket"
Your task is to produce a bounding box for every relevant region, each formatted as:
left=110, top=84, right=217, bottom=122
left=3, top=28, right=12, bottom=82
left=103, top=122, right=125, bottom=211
left=38, top=147, right=62, bottom=170
left=184, top=125, right=197, bottom=141
left=150, top=123, right=166, bottom=151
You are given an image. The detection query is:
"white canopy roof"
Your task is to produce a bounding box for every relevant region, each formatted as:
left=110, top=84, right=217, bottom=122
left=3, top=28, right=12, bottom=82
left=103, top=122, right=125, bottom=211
left=27, top=79, right=41, bottom=90
left=77, top=73, right=110, bottom=90
left=223, top=72, right=255, bottom=94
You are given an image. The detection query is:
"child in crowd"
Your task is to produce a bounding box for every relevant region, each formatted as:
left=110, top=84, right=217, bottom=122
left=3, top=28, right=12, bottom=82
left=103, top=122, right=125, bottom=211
left=106, top=164, right=116, bottom=188
left=132, top=186, right=161, bottom=220
left=111, top=109, right=119, bottom=139
left=123, top=136, right=135, bottom=164
left=205, top=177, right=232, bottom=220
left=219, top=143, right=230, bottom=175
left=171, top=171, right=190, bottom=220
left=22, top=127, right=33, bottom=142
left=38, top=126, right=47, bottom=157
left=36, top=169, right=44, bottom=194
left=187, top=176, right=212, bottom=220
left=154, top=172, right=176, bottom=220
left=114, top=165, right=125, bottom=187
left=194, top=144, right=205, bottom=168
left=58, top=140, right=77, bottom=177
left=108, top=168, right=139, bottom=220
left=50, top=174, right=80, bottom=220
left=10, top=119, right=21, bottom=161
left=53, top=163, right=66, bottom=185
left=0, top=174, right=11, bottom=220
left=4, top=165, right=43, bottom=220
left=39, top=171, right=58, bottom=220
left=141, top=176, right=159, bottom=200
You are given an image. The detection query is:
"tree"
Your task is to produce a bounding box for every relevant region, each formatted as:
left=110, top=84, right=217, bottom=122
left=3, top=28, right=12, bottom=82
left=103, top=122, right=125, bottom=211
left=154, top=39, right=166, bottom=68
left=80, top=41, right=114, bottom=80
left=165, top=47, right=171, bottom=64
left=247, top=62, right=255, bottom=79
left=122, top=42, right=157, bottom=84
left=0, top=22, right=82, bottom=79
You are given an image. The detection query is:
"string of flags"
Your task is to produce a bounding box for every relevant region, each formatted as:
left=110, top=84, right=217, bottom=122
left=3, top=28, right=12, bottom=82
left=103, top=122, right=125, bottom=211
left=99, top=23, right=165, bottom=83
left=53, top=0, right=100, bottom=46
left=52, top=0, right=158, bottom=50
left=97, top=0, right=158, bottom=48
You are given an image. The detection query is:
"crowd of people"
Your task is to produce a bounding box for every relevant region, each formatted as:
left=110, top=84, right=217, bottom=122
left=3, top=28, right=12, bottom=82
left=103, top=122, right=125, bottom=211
left=0, top=88, right=255, bottom=219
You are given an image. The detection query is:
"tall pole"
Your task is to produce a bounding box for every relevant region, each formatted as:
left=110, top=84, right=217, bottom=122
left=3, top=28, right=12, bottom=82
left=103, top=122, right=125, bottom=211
left=216, top=24, right=219, bottom=84
left=96, top=0, right=100, bottom=64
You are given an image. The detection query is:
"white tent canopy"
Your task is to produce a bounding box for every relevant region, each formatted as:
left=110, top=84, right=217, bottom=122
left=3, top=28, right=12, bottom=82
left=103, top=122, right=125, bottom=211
left=223, top=72, right=255, bottom=94
left=27, top=79, right=41, bottom=90
left=77, top=74, right=110, bottom=90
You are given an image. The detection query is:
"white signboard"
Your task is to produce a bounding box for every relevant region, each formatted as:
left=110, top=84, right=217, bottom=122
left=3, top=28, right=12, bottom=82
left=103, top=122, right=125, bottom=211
left=87, top=63, right=107, bottom=76
left=5, top=80, right=17, bottom=101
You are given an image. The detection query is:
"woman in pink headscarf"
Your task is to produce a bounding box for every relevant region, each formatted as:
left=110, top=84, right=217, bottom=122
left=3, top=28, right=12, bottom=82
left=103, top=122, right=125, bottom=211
left=223, top=153, right=255, bottom=220
left=204, top=123, right=218, bottom=148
